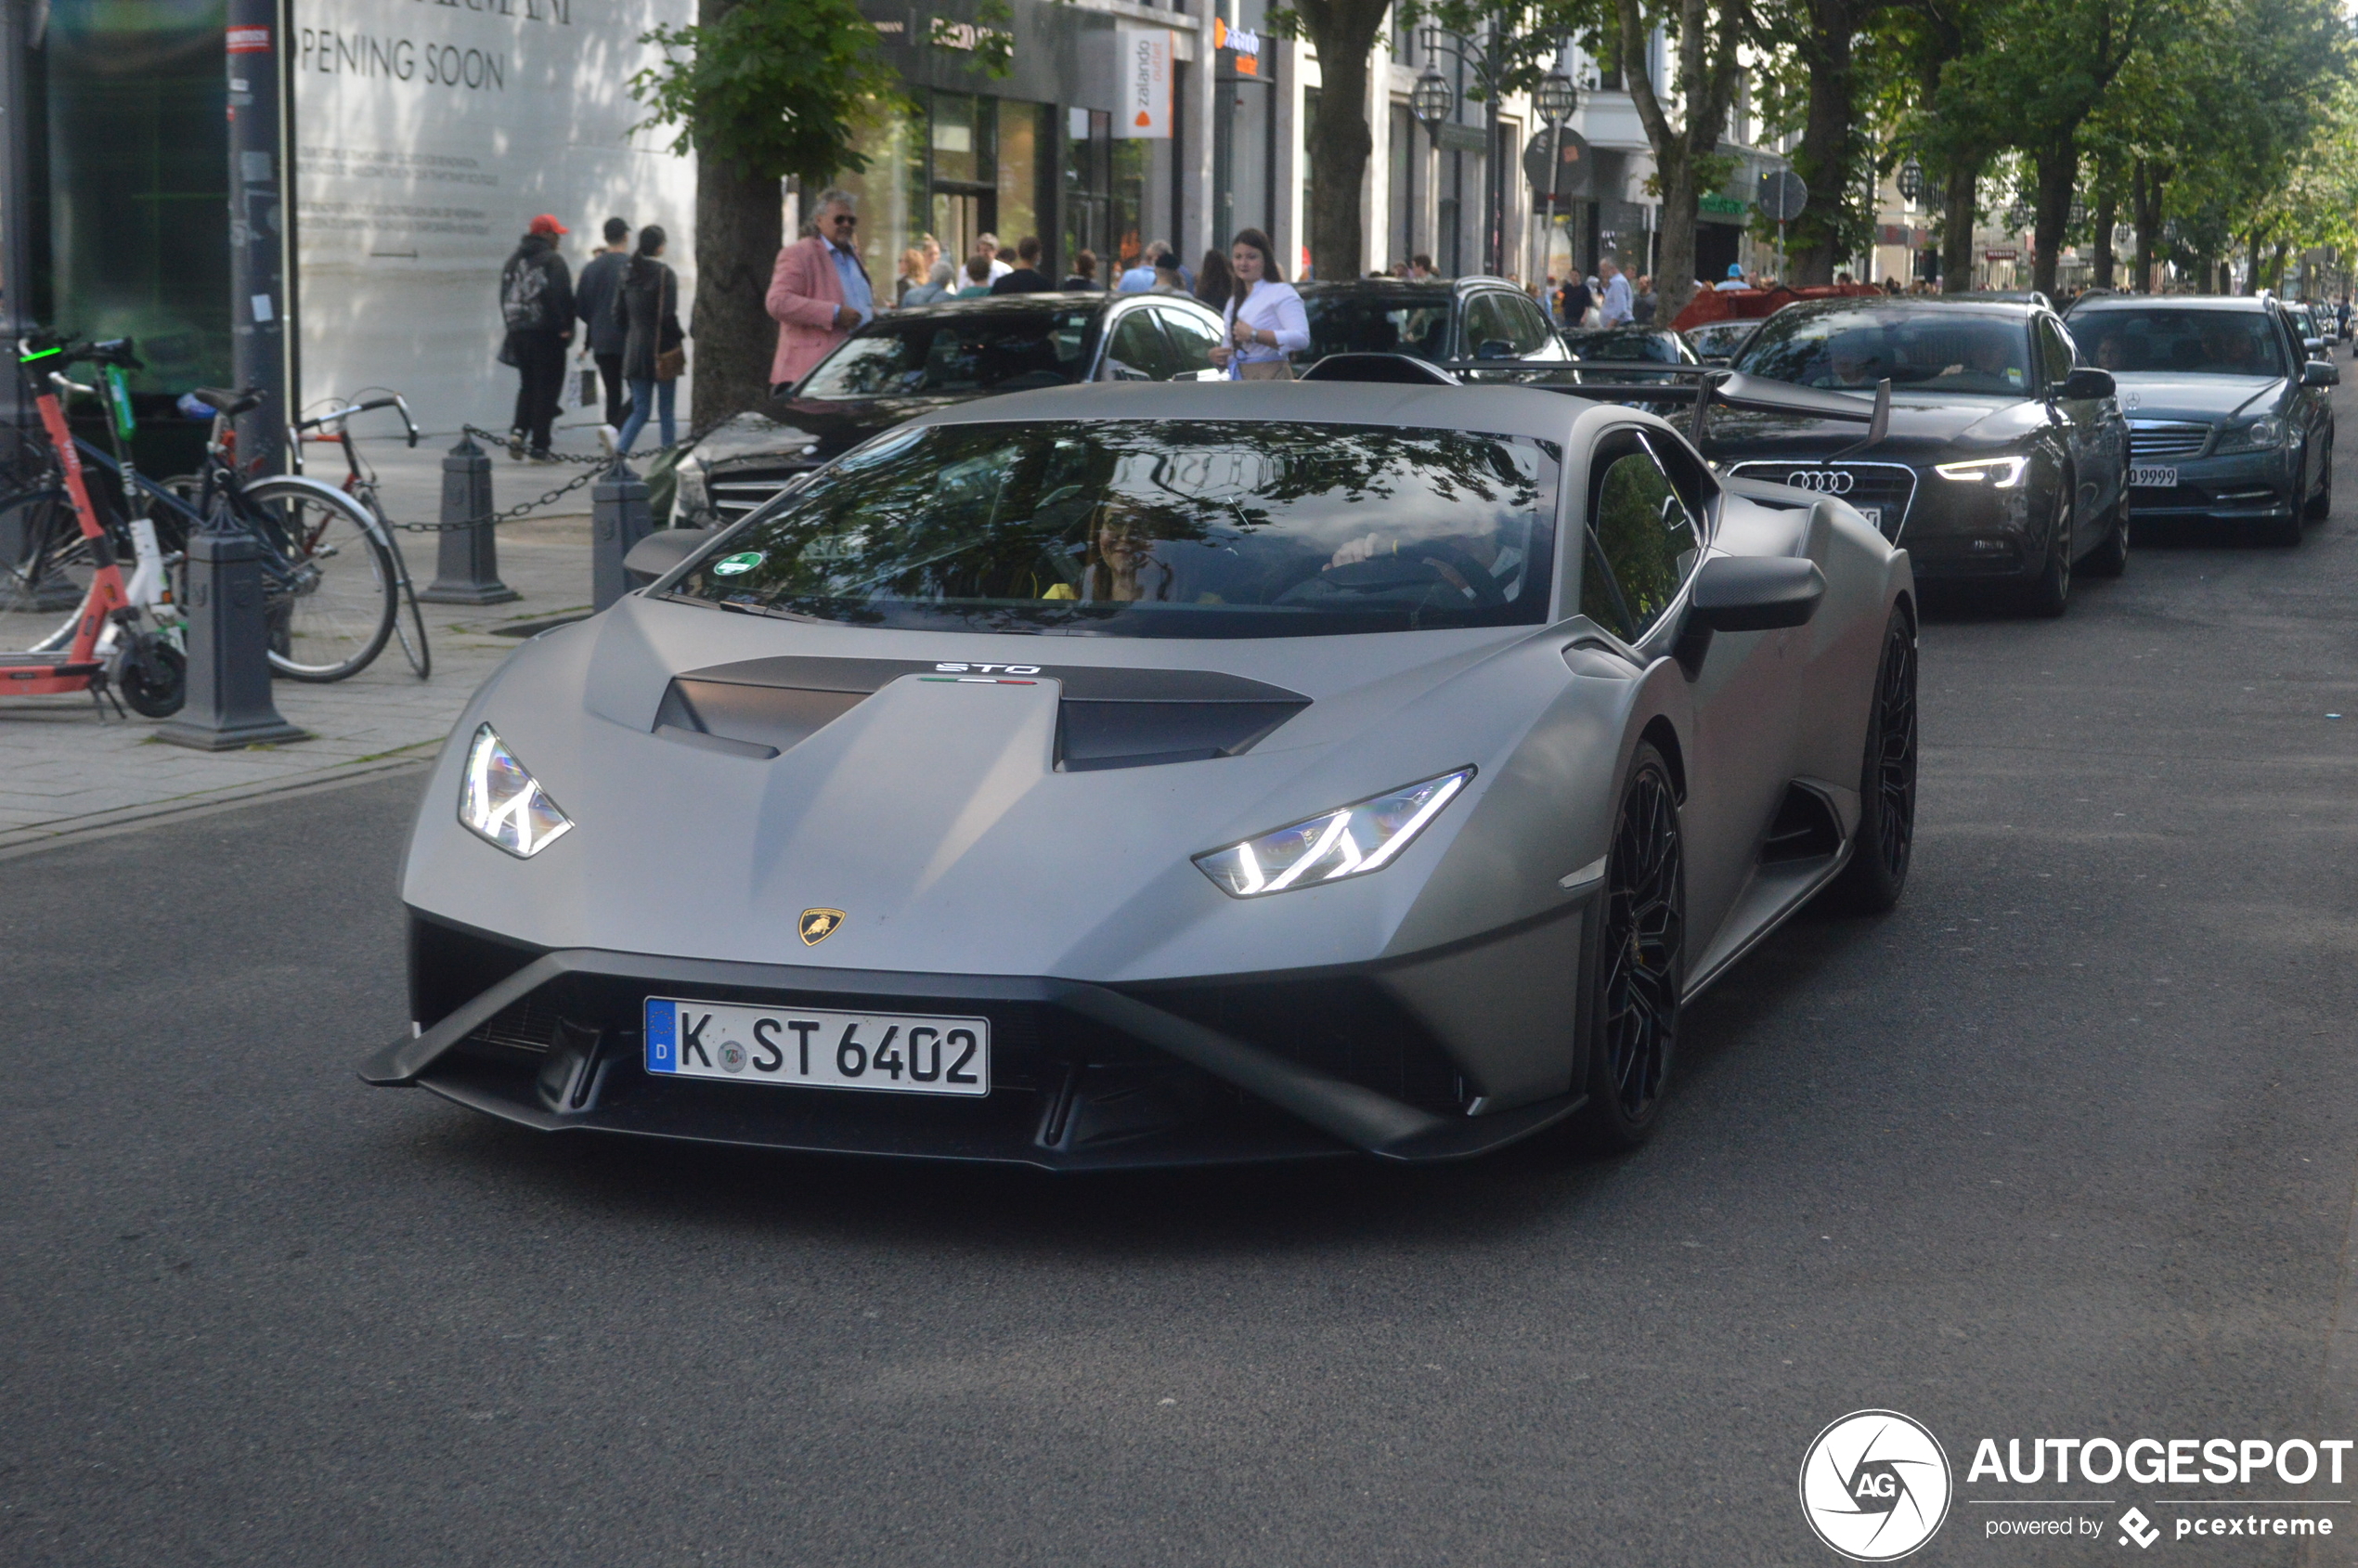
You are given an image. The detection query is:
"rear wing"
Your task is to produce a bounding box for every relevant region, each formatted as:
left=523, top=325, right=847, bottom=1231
left=1297, top=353, right=1892, bottom=457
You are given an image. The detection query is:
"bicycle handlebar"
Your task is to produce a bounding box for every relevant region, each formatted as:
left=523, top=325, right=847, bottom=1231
left=292, top=393, right=419, bottom=448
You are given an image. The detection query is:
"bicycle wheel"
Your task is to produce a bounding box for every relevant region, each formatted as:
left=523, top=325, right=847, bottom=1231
left=0, top=486, right=87, bottom=613
left=237, top=476, right=399, bottom=681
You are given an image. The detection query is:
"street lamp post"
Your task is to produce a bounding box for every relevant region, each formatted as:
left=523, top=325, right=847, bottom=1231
left=1897, top=159, right=1925, bottom=204
left=1533, top=69, right=1578, bottom=290
left=1417, top=25, right=1518, bottom=277
left=1410, top=66, right=1456, bottom=272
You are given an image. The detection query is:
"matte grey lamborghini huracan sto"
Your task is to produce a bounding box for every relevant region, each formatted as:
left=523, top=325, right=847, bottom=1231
left=363, top=378, right=1919, bottom=1169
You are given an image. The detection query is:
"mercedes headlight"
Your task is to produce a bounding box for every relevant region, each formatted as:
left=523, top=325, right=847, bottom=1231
left=460, top=723, right=574, bottom=858
left=2218, top=414, right=2286, bottom=451
left=1194, top=769, right=1473, bottom=898
left=1933, top=455, right=2029, bottom=486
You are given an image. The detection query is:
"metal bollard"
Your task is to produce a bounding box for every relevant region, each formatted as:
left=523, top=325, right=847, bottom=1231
left=591, top=460, right=654, bottom=611
left=154, top=525, right=310, bottom=750
left=418, top=434, right=518, bottom=605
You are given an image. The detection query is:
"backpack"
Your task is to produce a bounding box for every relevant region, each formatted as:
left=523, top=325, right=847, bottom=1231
left=502, top=253, right=551, bottom=331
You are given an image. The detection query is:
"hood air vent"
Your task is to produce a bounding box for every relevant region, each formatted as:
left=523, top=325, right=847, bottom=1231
left=652, top=655, right=1309, bottom=770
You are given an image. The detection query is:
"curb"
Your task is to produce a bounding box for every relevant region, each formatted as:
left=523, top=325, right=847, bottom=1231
left=0, top=751, right=437, bottom=861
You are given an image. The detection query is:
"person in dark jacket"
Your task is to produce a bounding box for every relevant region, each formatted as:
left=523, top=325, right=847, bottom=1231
left=613, top=226, right=686, bottom=456
left=1061, top=249, right=1102, bottom=291
left=988, top=235, right=1055, bottom=294
left=574, top=216, right=633, bottom=438
left=499, top=214, right=575, bottom=460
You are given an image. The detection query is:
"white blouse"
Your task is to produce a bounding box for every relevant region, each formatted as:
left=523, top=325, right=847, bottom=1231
left=1222, top=279, right=1311, bottom=375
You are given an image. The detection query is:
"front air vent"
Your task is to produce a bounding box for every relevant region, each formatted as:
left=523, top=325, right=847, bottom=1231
left=1759, top=783, right=1843, bottom=864
left=654, top=678, right=865, bottom=758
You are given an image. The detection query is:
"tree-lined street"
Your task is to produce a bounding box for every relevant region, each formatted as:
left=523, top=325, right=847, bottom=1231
left=3, top=378, right=2353, bottom=1565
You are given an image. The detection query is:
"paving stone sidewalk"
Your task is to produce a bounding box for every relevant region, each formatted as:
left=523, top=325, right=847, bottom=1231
left=0, top=426, right=618, bottom=849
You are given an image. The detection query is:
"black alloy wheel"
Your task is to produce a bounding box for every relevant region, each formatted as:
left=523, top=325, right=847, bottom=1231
left=1821, top=607, right=1919, bottom=914
left=2018, top=482, right=2073, bottom=616
left=1574, top=742, right=1685, bottom=1151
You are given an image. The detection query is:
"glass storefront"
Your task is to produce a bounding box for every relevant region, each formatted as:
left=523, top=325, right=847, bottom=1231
left=39, top=0, right=230, bottom=394
left=837, top=90, right=1050, bottom=301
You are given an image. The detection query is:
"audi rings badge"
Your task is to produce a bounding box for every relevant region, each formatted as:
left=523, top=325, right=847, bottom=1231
left=1784, top=469, right=1856, bottom=495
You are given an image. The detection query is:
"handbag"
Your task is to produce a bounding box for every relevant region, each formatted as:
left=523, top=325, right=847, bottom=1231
left=1238, top=359, right=1294, bottom=382
left=654, top=271, right=685, bottom=382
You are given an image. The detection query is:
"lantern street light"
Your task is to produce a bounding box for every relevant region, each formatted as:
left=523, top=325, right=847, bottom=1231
left=1534, top=70, right=1578, bottom=129
left=1416, top=25, right=1517, bottom=276
left=1410, top=67, right=1455, bottom=136
left=1897, top=159, right=1924, bottom=203
left=2067, top=196, right=2088, bottom=229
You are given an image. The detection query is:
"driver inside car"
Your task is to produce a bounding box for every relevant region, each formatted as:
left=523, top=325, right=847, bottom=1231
left=1323, top=528, right=1525, bottom=602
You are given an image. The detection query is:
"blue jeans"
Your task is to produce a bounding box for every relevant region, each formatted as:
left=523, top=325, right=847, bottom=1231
left=617, top=377, right=675, bottom=454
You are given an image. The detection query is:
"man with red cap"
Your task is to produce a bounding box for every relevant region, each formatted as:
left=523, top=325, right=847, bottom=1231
left=499, top=214, right=576, bottom=460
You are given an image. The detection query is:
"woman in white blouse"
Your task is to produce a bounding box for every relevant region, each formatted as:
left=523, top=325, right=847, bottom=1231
left=1207, top=227, right=1310, bottom=381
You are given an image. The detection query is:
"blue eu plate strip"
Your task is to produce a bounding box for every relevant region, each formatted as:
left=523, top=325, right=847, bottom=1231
left=644, top=998, right=677, bottom=1073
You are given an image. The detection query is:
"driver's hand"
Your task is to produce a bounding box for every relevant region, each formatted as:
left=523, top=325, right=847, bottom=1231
left=1328, top=532, right=1391, bottom=568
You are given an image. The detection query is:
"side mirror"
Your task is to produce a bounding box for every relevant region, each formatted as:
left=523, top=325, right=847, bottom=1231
left=1689, top=555, right=1826, bottom=632
left=1473, top=338, right=1517, bottom=360
left=623, top=526, right=719, bottom=582
left=2305, top=338, right=2326, bottom=357
left=2058, top=367, right=2116, bottom=401
left=2303, top=359, right=2341, bottom=387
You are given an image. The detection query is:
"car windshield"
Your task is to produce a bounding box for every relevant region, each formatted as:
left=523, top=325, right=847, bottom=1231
left=797, top=307, right=1100, bottom=398
left=1300, top=293, right=1455, bottom=364
left=1733, top=306, right=2033, bottom=394
left=1686, top=323, right=1753, bottom=354
left=2064, top=309, right=2288, bottom=378
left=668, top=421, right=1559, bottom=638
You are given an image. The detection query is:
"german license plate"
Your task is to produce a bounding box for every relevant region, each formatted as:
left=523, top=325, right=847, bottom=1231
left=643, top=997, right=989, bottom=1096
left=2131, top=465, right=2178, bottom=488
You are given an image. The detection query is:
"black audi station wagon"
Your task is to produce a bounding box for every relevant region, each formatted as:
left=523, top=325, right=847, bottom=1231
left=1710, top=297, right=2131, bottom=616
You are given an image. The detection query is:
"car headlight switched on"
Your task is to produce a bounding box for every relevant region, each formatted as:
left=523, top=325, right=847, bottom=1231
left=2218, top=414, right=2287, bottom=451
left=459, top=723, right=575, bottom=858
left=1932, top=455, right=2030, bottom=486
left=1195, top=768, right=1473, bottom=898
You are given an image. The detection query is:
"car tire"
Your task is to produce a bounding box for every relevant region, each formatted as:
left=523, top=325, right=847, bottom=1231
left=2017, top=485, right=2073, bottom=617
left=1571, top=741, right=1685, bottom=1152
left=2081, top=486, right=2131, bottom=578
left=2306, top=442, right=2333, bottom=520
left=1819, top=607, right=1918, bottom=915
left=2253, top=505, right=2305, bottom=547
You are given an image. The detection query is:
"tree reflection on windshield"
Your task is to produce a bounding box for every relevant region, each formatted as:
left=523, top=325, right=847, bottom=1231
left=672, top=421, right=1561, bottom=637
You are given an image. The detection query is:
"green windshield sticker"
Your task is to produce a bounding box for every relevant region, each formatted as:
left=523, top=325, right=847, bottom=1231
left=711, top=551, right=764, bottom=577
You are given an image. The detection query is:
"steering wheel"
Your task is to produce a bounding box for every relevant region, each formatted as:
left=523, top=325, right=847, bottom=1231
left=1395, top=540, right=1510, bottom=607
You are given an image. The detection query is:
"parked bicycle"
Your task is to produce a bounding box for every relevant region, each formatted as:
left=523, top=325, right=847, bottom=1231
left=7, top=336, right=411, bottom=684
left=287, top=391, right=431, bottom=679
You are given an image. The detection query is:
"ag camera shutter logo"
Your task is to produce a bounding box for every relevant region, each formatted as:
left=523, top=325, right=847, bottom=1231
left=1799, top=1409, right=1953, bottom=1561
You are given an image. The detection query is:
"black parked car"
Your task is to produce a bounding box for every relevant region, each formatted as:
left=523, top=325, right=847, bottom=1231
left=674, top=292, right=1229, bottom=527
left=1563, top=325, right=1702, bottom=382
left=1710, top=296, right=2131, bottom=616
left=1292, top=278, right=1570, bottom=375
left=2062, top=293, right=2337, bottom=546
left=1681, top=318, right=1757, bottom=367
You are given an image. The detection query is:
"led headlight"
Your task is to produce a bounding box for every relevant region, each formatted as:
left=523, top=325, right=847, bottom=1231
left=459, top=723, right=574, bottom=858
left=1932, top=455, right=2029, bottom=486
left=2218, top=414, right=2286, bottom=451
left=1194, top=768, right=1473, bottom=898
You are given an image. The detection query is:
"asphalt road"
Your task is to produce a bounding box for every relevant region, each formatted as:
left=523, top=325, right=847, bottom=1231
left=6, top=381, right=2358, bottom=1568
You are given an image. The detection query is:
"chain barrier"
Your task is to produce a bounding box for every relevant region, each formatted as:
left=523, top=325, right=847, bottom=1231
left=383, top=416, right=735, bottom=534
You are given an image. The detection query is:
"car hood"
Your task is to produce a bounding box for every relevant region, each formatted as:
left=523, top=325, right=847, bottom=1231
left=2107, top=374, right=2283, bottom=422
left=402, top=600, right=1607, bottom=985
left=692, top=395, right=977, bottom=468
left=1704, top=394, right=2046, bottom=462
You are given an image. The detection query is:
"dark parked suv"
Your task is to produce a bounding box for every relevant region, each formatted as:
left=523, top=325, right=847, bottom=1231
left=2062, top=294, right=2337, bottom=546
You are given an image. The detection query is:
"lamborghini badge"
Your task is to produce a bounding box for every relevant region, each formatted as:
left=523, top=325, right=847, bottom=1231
left=799, top=908, right=847, bottom=945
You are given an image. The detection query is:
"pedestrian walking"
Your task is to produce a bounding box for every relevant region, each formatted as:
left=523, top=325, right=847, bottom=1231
left=1193, top=247, right=1235, bottom=311
left=1632, top=275, right=1657, bottom=324
left=990, top=236, right=1055, bottom=294
left=895, top=247, right=927, bottom=305
left=1119, top=241, right=1170, bottom=292
left=1557, top=270, right=1590, bottom=329
left=1715, top=264, right=1750, bottom=292
left=1150, top=253, right=1190, bottom=294
left=614, top=226, right=685, bottom=456
left=975, top=233, right=1013, bottom=281
left=1599, top=258, right=1634, bottom=327
left=499, top=214, right=575, bottom=460
left=902, top=260, right=956, bottom=305
left=1062, top=250, right=1102, bottom=291
left=1206, top=228, right=1308, bottom=381
left=765, top=188, right=870, bottom=395
left=573, top=216, right=633, bottom=444
left=955, top=254, right=994, bottom=298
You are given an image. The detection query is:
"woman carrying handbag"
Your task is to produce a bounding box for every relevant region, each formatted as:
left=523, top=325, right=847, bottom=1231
left=614, top=226, right=687, bottom=454
left=1205, top=228, right=1308, bottom=381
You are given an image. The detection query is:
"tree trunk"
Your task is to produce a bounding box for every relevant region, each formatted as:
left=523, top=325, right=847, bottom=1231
left=1939, top=164, right=1976, bottom=294
left=2244, top=227, right=2265, bottom=295
left=2030, top=139, right=2076, bottom=300
left=1294, top=0, right=1389, bottom=284
left=693, top=153, right=784, bottom=421
left=1787, top=0, right=1858, bottom=287
left=2131, top=161, right=2164, bottom=294
left=2092, top=186, right=2116, bottom=289
left=1655, top=151, right=1700, bottom=322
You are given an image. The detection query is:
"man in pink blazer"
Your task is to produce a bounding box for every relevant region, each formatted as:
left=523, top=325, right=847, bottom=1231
left=768, top=189, right=872, bottom=393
